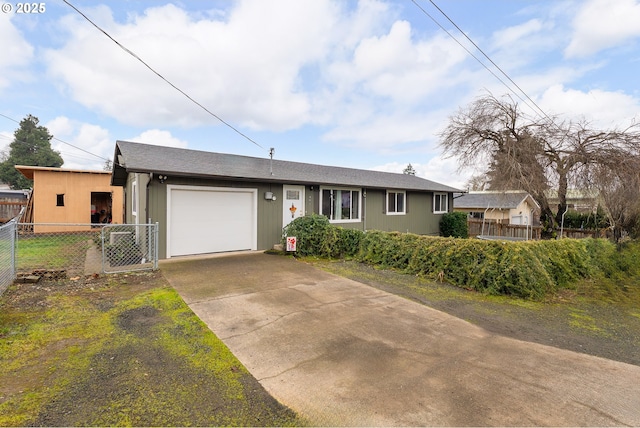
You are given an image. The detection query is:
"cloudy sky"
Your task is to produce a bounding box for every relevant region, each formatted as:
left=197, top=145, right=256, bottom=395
left=1, top=0, right=639, bottom=188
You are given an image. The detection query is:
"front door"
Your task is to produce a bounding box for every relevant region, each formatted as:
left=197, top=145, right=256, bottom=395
left=283, top=185, right=305, bottom=228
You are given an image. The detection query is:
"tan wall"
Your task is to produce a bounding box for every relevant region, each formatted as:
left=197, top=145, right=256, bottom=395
left=32, top=170, right=123, bottom=233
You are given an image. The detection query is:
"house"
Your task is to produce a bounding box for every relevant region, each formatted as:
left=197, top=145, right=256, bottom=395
left=15, top=165, right=124, bottom=232
left=111, top=141, right=461, bottom=259
left=546, top=189, right=601, bottom=214
left=454, top=191, right=540, bottom=225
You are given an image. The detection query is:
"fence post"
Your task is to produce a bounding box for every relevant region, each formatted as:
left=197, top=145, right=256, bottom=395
left=154, top=222, right=159, bottom=270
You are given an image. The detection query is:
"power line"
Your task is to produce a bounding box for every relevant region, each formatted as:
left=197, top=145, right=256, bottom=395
left=62, top=0, right=266, bottom=152
left=0, top=113, right=112, bottom=164
left=411, top=0, right=560, bottom=128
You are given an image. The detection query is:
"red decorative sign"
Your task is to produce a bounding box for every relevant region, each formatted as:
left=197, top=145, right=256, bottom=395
left=286, top=236, right=297, bottom=252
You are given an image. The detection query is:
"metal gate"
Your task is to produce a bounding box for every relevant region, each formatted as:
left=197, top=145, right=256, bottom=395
left=101, top=224, right=158, bottom=273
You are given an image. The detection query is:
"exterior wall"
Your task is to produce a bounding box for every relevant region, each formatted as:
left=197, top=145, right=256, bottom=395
left=361, top=189, right=442, bottom=235
left=32, top=170, right=123, bottom=233
left=145, top=176, right=284, bottom=259
left=127, top=174, right=451, bottom=259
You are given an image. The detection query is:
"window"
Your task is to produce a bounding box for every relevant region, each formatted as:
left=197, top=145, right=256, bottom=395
left=321, top=188, right=360, bottom=222
left=387, top=191, right=405, bottom=215
left=131, top=178, right=137, bottom=217
left=433, top=193, right=448, bottom=214
left=56, top=194, right=64, bottom=207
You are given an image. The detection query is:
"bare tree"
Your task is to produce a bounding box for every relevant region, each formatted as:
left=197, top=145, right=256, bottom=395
left=439, top=93, right=640, bottom=238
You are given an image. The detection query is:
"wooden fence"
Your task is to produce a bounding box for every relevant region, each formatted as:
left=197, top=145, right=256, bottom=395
left=467, top=219, right=607, bottom=240
left=0, top=201, right=27, bottom=223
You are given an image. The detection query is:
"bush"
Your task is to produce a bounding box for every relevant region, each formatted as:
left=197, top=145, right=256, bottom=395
left=440, top=212, right=469, bottom=238
left=282, top=214, right=363, bottom=258
left=356, top=232, right=619, bottom=299
left=281, top=215, right=633, bottom=300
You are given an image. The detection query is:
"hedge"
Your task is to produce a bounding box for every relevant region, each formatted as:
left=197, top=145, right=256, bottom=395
left=282, top=216, right=622, bottom=300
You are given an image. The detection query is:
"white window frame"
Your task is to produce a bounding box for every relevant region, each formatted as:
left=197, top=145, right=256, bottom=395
left=131, top=177, right=138, bottom=218
left=433, top=192, right=448, bottom=214
left=320, top=187, right=361, bottom=223
left=386, top=190, right=406, bottom=215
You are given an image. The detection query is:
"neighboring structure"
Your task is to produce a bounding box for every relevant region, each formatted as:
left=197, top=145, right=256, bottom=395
left=546, top=189, right=600, bottom=214
left=0, top=189, right=29, bottom=223
left=15, top=166, right=124, bottom=232
left=454, top=191, right=540, bottom=225
left=111, top=141, right=461, bottom=259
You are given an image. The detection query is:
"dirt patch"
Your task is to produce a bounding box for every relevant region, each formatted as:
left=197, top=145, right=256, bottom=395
left=313, top=259, right=640, bottom=367
left=0, top=272, right=303, bottom=427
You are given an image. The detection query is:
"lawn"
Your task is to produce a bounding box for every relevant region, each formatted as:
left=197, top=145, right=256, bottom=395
left=16, top=233, right=93, bottom=271
left=0, top=271, right=304, bottom=427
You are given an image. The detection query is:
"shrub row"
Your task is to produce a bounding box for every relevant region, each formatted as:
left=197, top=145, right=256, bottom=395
left=282, top=215, right=620, bottom=300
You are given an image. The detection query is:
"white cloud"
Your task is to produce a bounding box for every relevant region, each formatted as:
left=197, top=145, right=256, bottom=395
left=372, top=155, right=470, bottom=189
left=538, top=84, right=640, bottom=127
left=44, top=1, right=342, bottom=131
left=46, top=117, right=113, bottom=170
left=565, top=0, right=640, bottom=58
left=0, top=14, right=34, bottom=90
left=128, top=129, right=188, bottom=148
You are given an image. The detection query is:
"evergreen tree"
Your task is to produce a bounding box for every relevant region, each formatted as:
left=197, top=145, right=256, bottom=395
left=0, top=115, right=63, bottom=189
left=403, top=163, right=416, bottom=175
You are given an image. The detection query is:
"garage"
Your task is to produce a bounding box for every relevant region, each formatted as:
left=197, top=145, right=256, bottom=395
left=167, top=185, right=257, bottom=257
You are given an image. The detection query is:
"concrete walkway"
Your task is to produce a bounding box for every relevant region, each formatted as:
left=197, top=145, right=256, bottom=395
left=161, top=252, right=640, bottom=426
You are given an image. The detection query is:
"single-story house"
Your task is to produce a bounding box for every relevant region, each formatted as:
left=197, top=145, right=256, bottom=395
left=15, top=165, right=124, bottom=233
left=111, top=141, right=461, bottom=259
left=454, top=191, right=540, bottom=225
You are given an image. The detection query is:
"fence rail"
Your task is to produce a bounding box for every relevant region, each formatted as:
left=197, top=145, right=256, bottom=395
left=467, top=219, right=608, bottom=240
left=0, top=222, right=158, bottom=295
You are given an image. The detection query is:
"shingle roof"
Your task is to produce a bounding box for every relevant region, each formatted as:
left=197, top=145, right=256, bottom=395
left=112, top=140, right=461, bottom=192
left=454, top=191, right=537, bottom=210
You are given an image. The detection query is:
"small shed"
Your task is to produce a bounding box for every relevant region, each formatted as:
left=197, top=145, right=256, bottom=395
left=15, top=165, right=124, bottom=232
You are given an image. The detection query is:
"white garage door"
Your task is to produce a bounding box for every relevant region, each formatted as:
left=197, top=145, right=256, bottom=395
left=167, top=186, right=257, bottom=257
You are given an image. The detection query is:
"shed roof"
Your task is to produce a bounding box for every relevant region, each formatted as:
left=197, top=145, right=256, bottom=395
left=15, top=165, right=111, bottom=180
left=454, top=191, right=540, bottom=210
left=111, top=141, right=461, bottom=192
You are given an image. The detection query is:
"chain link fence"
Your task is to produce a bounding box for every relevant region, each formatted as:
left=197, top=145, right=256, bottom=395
left=12, top=223, right=158, bottom=282
left=0, top=219, right=18, bottom=295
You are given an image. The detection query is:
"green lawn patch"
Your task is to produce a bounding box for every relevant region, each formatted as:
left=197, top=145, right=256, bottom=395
left=0, top=272, right=303, bottom=427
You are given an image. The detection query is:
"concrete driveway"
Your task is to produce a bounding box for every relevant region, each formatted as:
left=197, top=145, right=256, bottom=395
left=161, top=252, right=640, bottom=426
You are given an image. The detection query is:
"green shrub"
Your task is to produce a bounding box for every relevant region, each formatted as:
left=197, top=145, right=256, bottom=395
left=283, top=215, right=635, bottom=300
left=282, top=214, right=363, bottom=258
left=440, top=212, right=469, bottom=238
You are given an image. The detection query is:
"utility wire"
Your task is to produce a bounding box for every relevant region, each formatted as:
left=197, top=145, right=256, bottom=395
left=408, top=1, right=529, bottom=107
left=0, top=112, right=113, bottom=165
left=424, top=0, right=558, bottom=127
left=62, top=0, right=266, bottom=151
left=411, top=0, right=560, bottom=129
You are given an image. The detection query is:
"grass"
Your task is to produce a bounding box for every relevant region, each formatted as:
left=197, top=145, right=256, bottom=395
left=308, top=257, right=640, bottom=366
left=16, top=234, right=92, bottom=270
left=0, top=272, right=303, bottom=426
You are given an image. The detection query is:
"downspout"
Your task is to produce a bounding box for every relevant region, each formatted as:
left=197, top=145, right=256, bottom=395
left=362, top=189, right=366, bottom=231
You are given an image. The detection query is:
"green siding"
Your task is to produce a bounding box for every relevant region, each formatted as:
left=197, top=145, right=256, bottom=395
left=143, top=177, right=284, bottom=259
left=362, top=189, right=441, bottom=235
left=123, top=174, right=449, bottom=258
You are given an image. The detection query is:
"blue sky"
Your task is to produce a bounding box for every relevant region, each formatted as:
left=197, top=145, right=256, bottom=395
left=1, top=0, right=639, bottom=188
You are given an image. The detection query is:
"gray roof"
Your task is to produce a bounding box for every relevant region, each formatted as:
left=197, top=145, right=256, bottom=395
left=454, top=192, right=538, bottom=210
left=112, top=140, right=460, bottom=192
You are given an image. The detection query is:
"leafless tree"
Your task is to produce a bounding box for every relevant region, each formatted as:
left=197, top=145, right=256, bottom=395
left=439, top=93, right=640, bottom=238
